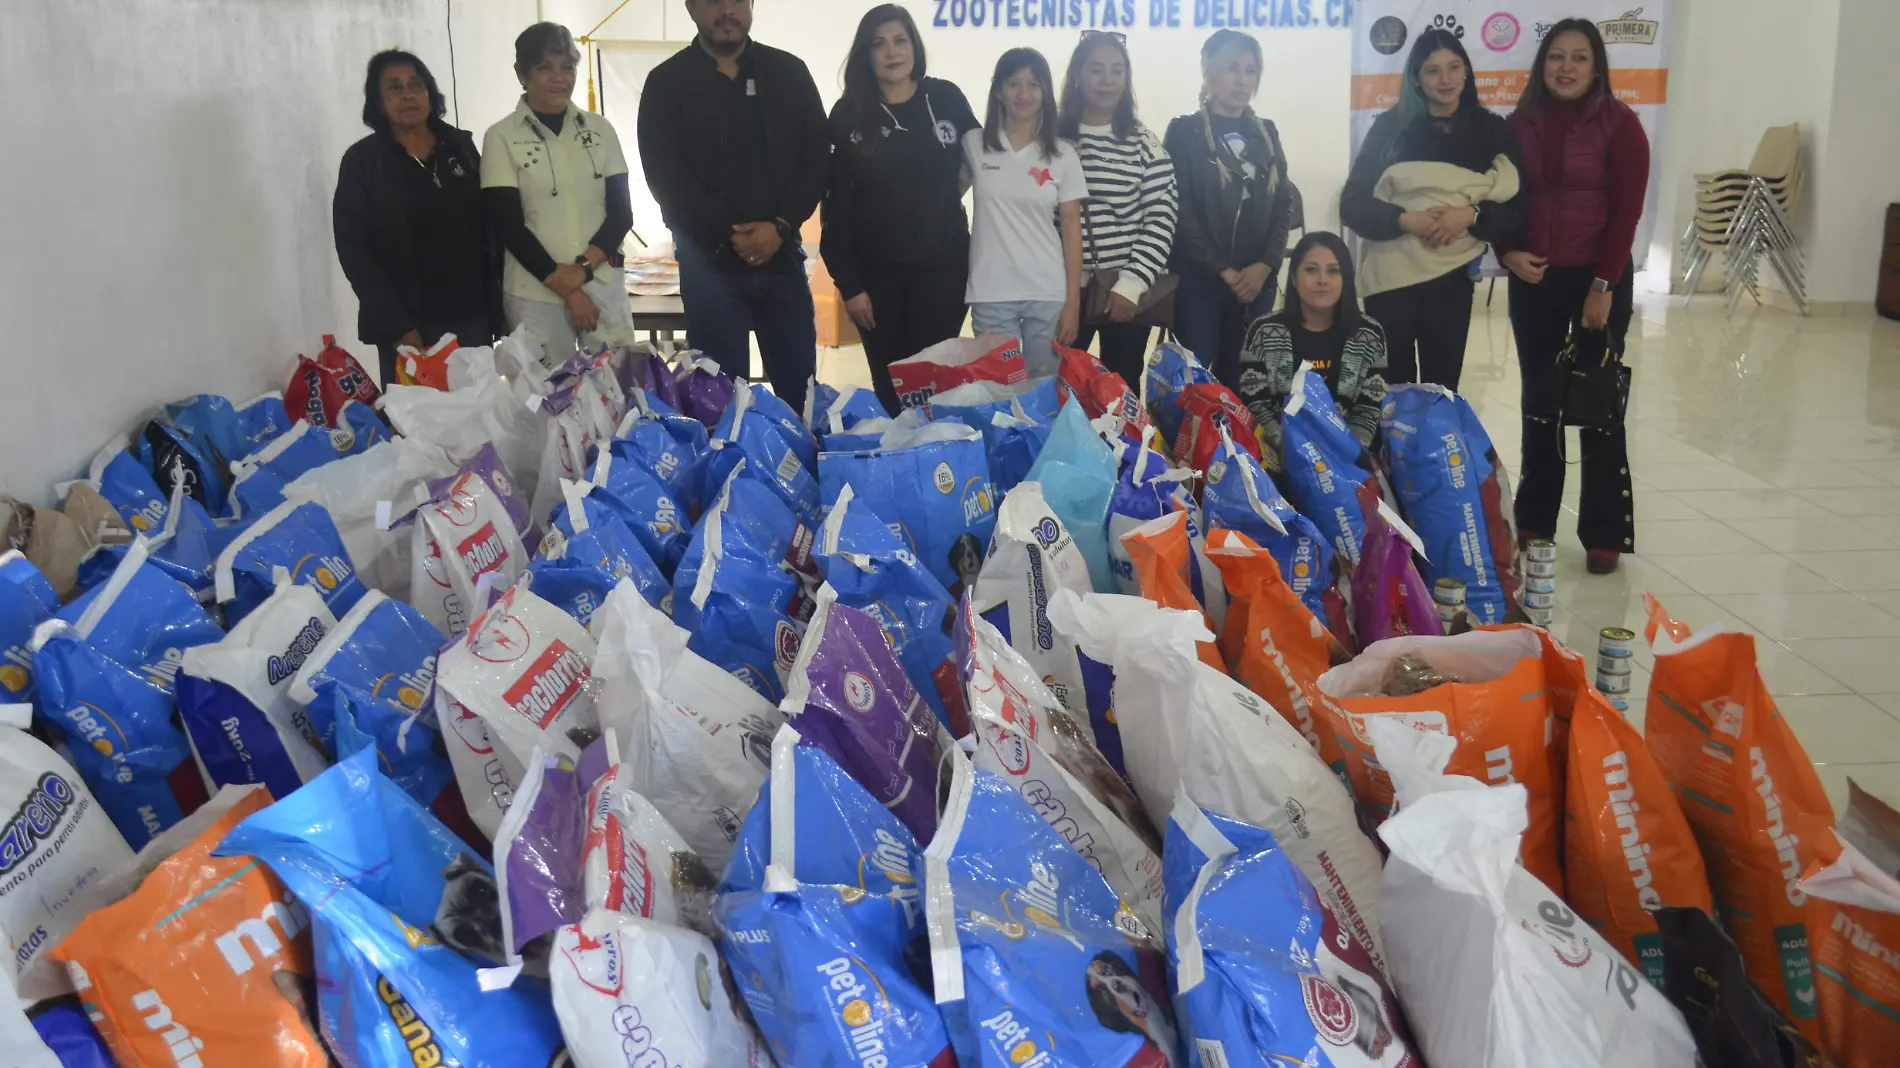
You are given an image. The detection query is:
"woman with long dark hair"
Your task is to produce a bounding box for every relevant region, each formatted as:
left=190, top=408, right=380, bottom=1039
left=822, top=5, right=980, bottom=413
left=1164, top=30, right=1296, bottom=387
left=1340, top=26, right=1523, bottom=391
left=963, top=48, right=1087, bottom=379
left=1497, top=19, right=1649, bottom=574
left=333, top=50, right=498, bottom=385
left=1058, top=31, right=1177, bottom=388
left=1236, top=232, right=1388, bottom=463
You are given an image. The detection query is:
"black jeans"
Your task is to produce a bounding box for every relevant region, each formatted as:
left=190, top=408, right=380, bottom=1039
left=1509, top=263, right=1636, bottom=553
left=1174, top=269, right=1277, bottom=389
left=1364, top=267, right=1476, bottom=390
left=1073, top=301, right=1153, bottom=393
left=677, top=237, right=817, bottom=417
left=856, top=257, right=970, bottom=415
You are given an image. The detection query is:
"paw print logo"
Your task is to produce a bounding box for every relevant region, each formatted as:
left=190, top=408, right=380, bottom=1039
left=1432, top=13, right=1466, bottom=38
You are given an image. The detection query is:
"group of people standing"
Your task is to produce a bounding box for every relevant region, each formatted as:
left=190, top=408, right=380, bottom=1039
left=331, top=3, right=1647, bottom=571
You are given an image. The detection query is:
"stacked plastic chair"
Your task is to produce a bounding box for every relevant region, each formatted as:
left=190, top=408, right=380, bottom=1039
left=1677, top=124, right=1808, bottom=315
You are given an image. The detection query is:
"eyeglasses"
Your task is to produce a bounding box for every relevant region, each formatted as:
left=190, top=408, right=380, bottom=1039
left=1080, top=30, right=1128, bottom=44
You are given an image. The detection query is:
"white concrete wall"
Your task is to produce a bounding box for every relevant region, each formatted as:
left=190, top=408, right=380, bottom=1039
left=566, top=0, right=1356, bottom=232
left=0, top=0, right=534, bottom=503
left=1807, top=0, right=1900, bottom=304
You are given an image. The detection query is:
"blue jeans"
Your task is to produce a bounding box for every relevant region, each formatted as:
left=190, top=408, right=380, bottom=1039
left=675, top=236, right=817, bottom=415
left=969, top=300, right=1066, bottom=380
left=1172, top=270, right=1276, bottom=388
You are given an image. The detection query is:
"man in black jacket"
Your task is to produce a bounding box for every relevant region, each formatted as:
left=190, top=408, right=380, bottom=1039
left=638, top=0, right=828, bottom=414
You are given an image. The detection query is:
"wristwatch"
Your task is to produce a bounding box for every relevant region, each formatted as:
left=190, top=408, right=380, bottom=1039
left=575, top=255, right=596, bottom=284
left=1470, top=204, right=1482, bottom=227
left=1590, top=277, right=1612, bottom=293
left=772, top=217, right=795, bottom=243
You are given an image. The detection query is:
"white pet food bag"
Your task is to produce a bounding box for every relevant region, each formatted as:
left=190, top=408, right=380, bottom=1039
left=550, top=909, right=768, bottom=1068
left=380, top=368, right=542, bottom=504
left=411, top=468, right=531, bottom=638
left=1051, top=587, right=1390, bottom=977
left=438, top=582, right=599, bottom=769
left=1367, top=719, right=1698, bottom=1068
left=971, top=481, right=1103, bottom=731
left=0, top=705, right=134, bottom=1000
left=964, top=612, right=1165, bottom=939
left=177, top=581, right=335, bottom=789
left=582, top=756, right=717, bottom=934
left=529, top=401, right=597, bottom=534
left=281, top=437, right=456, bottom=599
left=591, top=580, right=780, bottom=870
left=438, top=685, right=521, bottom=841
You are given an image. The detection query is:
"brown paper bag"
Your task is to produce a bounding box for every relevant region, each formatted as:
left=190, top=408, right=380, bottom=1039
left=0, top=495, right=98, bottom=601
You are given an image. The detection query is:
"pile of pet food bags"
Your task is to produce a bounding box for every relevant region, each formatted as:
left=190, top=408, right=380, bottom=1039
left=0, top=327, right=1893, bottom=1068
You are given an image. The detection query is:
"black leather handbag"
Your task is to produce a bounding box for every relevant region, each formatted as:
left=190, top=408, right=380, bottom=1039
left=1557, top=320, right=1631, bottom=429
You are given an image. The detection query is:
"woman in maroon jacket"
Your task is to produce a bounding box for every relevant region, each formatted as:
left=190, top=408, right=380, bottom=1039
left=1499, top=18, right=1649, bottom=575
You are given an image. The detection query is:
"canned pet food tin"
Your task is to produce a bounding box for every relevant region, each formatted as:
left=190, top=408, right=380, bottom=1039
left=1522, top=589, right=1556, bottom=609
left=1524, top=576, right=1557, bottom=595
left=1599, top=627, right=1636, bottom=659
left=1525, top=559, right=1558, bottom=579
left=1524, top=538, right=1557, bottom=563
left=1596, top=671, right=1632, bottom=696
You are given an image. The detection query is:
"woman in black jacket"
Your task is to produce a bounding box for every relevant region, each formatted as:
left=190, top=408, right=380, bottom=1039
left=333, top=50, right=497, bottom=386
left=1164, top=29, right=1296, bottom=388
left=821, top=5, right=979, bottom=414
left=1339, top=27, right=1524, bottom=391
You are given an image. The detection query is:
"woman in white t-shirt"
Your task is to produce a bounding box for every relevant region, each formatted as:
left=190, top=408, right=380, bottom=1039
left=963, top=48, right=1088, bottom=378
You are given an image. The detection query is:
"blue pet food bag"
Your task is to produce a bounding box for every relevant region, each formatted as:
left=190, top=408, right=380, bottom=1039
left=331, top=399, right=391, bottom=457
left=88, top=443, right=187, bottom=537
left=32, top=621, right=208, bottom=848
left=214, top=749, right=566, bottom=1067
left=929, top=376, right=1063, bottom=429
left=1144, top=340, right=1215, bottom=446
left=214, top=500, right=367, bottom=626
left=610, top=395, right=711, bottom=515
left=584, top=450, right=690, bottom=576
left=135, top=417, right=231, bottom=517
left=1203, top=426, right=1337, bottom=620
left=808, top=382, right=889, bottom=438
left=984, top=404, right=1055, bottom=498
left=1106, top=433, right=1198, bottom=594
left=716, top=726, right=954, bottom=1068
left=231, top=392, right=296, bottom=454
left=676, top=463, right=824, bottom=603
left=673, top=497, right=805, bottom=703
left=229, top=421, right=343, bottom=518
left=163, top=392, right=293, bottom=470
left=818, top=422, right=997, bottom=598
left=715, top=381, right=818, bottom=471
left=1279, top=370, right=1383, bottom=567
left=1162, top=798, right=1420, bottom=1068
left=57, top=542, right=223, bottom=693
left=534, top=480, right=671, bottom=623
left=703, top=402, right=823, bottom=528
left=1025, top=398, right=1121, bottom=594
left=816, top=484, right=963, bottom=734
left=73, top=487, right=249, bottom=603
left=0, top=552, right=59, bottom=704
left=29, top=1001, right=116, bottom=1068
left=926, top=753, right=1176, bottom=1068
left=325, top=680, right=455, bottom=809
left=287, top=590, right=445, bottom=750
left=1380, top=384, right=1521, bottom=625
left=177, top=582, right=336, bottom=800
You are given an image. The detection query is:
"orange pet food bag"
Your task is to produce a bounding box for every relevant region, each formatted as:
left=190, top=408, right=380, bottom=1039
left=1316, top=625, right=1564, bottom=890
left=1799, top=828, right=1900, bottom=1068
left=1644, top=594, right=1835, bottom=1032
left=1203, top=528, right=1353, bottom=779
left=1560, top=639, right=1714, bottom=988
left=1121, top=510, right=1225, bottom=669
left=50, top=786, right=326, bottom=1068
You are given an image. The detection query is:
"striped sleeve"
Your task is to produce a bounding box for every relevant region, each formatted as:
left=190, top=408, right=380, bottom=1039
left=1078, top=128, right=1180, bottom=298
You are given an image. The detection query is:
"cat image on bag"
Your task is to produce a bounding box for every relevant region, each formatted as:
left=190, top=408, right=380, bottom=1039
left=433, top=852, right=507, bottom=964
left=672, top=851, right=718, bottom=936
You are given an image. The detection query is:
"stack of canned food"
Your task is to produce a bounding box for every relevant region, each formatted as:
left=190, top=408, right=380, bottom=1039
left=1596, top=625, right=1636, bottom=712
left=1521, top=539, right=1558, bottom=626
left=1433, top=576, right=1472, bottom=634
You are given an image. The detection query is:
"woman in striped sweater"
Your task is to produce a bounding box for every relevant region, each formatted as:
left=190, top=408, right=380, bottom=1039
left=1058, top=31, right=1178, bottom=388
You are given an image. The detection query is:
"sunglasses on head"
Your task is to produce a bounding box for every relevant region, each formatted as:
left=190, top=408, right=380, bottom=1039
left=1081, top=29, right=1128, bottom=44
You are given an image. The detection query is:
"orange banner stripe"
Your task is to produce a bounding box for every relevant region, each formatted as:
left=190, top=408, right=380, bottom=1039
left=1351, top=68, right=1669, bottom=111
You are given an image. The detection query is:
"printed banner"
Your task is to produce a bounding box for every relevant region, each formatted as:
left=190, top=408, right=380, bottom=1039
left=1349, top=3, right=1671, bottom=270
left=927, top=0, right=1354, bottom=30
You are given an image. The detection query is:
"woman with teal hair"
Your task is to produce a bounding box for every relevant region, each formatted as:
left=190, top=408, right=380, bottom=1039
left=1339, top=25, right=1523, bottom=391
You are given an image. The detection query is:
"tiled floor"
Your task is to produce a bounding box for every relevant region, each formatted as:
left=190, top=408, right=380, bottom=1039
left=811, top=288, right=1900, bottom=811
